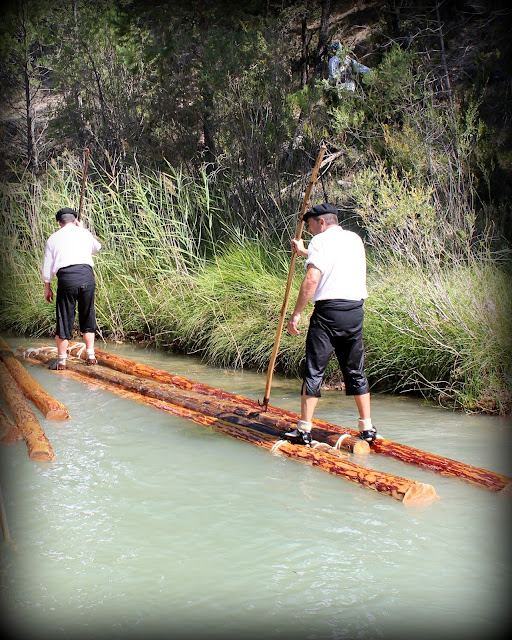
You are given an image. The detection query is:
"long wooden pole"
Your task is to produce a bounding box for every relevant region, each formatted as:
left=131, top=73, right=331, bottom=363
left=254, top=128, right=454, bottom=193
left=261, top=145, right=327, bottom=410
left=0, top=484, right=11, bottom=543
left=78, top=147, right=90, bottom=222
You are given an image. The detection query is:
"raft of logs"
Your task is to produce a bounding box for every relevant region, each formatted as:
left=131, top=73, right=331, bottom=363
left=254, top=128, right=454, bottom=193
left=16, top=343, right=440, bottom=506
left=13, top=341, right=511, bottom=503
left=67, top=343, right=510, bottom=494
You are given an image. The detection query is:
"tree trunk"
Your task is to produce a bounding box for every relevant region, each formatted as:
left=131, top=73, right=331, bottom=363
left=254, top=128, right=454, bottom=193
left=313, top=0, right=330, bottom=80
left=299, top=1, right=310, bottom=88
left=23, top=39, right=39, bottom=173
left=201, top=87, right=217, bottom=166
left=72, top=0, right=90, bottom=149
left=435, top=0, right=451, bottom=98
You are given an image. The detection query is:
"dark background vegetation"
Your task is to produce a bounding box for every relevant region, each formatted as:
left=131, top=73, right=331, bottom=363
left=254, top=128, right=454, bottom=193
left=1, top=1, right=512, bottom=229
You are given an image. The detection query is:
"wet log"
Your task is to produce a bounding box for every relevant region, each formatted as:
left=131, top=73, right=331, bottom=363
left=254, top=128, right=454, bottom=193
left=0, top=362, right=55, bottom=461
left=27, top=344, right=369, bottom=453
left=24, top=349, right=366, bottom=453
left=368, top=437, right=512, bottom=493
left=19, top=350, right=438, bottom=505
left=1, top=406, right=21, bottom=443
left=0, top=337, right=69, bottom=420
left=64, top=343, right=512, bottom=493
left=212, top=423, right=438, bottom=506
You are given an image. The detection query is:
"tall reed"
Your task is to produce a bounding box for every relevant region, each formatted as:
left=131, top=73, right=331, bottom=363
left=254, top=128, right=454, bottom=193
left=1, top=160, right=510, bottom=414
left=364, top=255, right=512, bottom=414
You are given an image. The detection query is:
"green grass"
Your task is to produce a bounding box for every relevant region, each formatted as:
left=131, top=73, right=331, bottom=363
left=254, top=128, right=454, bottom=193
left=364, top=257, right=512, bottom=414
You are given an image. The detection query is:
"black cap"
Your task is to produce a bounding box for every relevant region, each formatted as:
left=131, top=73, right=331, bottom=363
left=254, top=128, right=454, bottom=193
left=56, top=207, right=78, bottom=221
left=303, top=203, right=338, bottom=222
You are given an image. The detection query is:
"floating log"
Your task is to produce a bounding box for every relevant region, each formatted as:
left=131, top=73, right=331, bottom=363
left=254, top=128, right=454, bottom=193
left=213, top=422, right=438, bottom=507
left=0, top=406, right=21, bottom=443
left=0, top=362, right=55, bottom=461
left=0, top=337, right=69, bottom=420
left=24, top=346, right=369, bottom=454
left=21, top=348, right=368, bottom=454
left=61, top=343, right=511, bottom=493
left=19, top=349, right=438, bottom=505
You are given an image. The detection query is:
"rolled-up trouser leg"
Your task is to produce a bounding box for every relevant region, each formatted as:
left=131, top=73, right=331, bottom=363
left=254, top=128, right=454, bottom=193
left=333, top=330, right=370, bottom=396
left=302, top=313, right=334, bottom=398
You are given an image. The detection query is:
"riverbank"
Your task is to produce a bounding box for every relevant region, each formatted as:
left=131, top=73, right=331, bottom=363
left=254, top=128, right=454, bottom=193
left=2, top=240, right=510, bottom=415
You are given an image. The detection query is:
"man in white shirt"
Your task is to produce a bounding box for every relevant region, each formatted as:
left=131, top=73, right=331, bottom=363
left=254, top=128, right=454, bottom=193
left=285, top=203, right=376, bottom=445
left=42, top=207, right=101, bottom=370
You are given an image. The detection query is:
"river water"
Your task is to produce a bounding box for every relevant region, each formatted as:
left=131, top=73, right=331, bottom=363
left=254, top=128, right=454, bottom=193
left=1, top=334, right=511, bottom=640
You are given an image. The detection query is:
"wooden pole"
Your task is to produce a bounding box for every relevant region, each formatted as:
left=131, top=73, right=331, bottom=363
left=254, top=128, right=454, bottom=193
left=261, top=145, right=327, bottom=410
left=0, top=362, right=55, bottom=461
left=78, top=147, right=90, bottom=222
left=61, top=343, right=512, bottom=493
left=0, top=337, right=70, bottom=420
left=0, top=484, right=11, bottom=542
left=20, top=350, right=438, bottom=506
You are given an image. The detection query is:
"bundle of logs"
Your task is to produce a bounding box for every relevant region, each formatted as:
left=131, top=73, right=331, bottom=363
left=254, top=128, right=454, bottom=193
left=0, top=336, right=72, bottom=461
left=9, top=340, right=510, bottom=505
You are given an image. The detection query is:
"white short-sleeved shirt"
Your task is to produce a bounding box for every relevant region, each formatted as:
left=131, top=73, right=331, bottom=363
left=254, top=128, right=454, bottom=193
left=305, top=225, right=368, bottom=302
left=42, top=224, right=101, bottom=282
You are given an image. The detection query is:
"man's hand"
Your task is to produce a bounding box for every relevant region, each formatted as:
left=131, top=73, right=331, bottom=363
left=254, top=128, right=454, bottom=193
left=291, top=238, right=308, bottom=257
left=287, top=311, right=301, bottom=335
left=44, top=283, right=53, bottom=303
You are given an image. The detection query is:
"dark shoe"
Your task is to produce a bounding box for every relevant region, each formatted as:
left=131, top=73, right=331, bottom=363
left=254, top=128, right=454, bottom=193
left=284, top=428, right=312, bottom=447
left=86, top=358, right=97, bottom=365
left=359, top=427, right=377, bottom=443
left=300, top=431, right=312, bottom=447
left=57, top=364, right=66, bottom=370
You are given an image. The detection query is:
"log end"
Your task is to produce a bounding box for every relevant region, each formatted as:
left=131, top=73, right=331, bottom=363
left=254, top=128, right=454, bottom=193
left=330, top=434, right=371, bottom=454
left=352, top=438, right=371, bottom=455
left=402, top=482, right=440, bottom=507
left=499, top=482, right=512, bottom=497
left=46, top=409, right=71, bottom=421
left=29, top=449, right=56, bottom=462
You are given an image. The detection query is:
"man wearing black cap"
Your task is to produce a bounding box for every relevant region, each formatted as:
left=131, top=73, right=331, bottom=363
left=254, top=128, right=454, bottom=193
left=41, top=207, right=101, bottom=370
left=285, top=202, right=376, bottom=445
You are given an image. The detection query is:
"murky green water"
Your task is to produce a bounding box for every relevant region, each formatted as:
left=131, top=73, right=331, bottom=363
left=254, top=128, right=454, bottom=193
left=1, top=335, right=511, bottom=640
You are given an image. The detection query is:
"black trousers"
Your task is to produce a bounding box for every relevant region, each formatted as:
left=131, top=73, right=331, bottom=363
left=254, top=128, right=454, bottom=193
left=55, top=264, right=97, bottom=340
left=302, top=299, right=370, bottom=397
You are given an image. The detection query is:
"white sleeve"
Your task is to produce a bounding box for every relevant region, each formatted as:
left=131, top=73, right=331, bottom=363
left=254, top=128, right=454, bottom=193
left=41, top=242, right=54, bottom=282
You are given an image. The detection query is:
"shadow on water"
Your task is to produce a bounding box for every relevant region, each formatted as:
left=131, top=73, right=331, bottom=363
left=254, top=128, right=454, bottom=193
left=1, top=333, right=511, bottom=640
